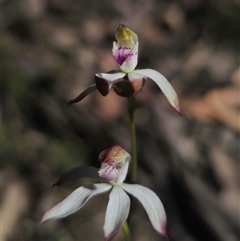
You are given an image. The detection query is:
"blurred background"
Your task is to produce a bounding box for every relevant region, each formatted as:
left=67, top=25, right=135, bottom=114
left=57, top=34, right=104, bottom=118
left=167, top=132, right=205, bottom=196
left=2, top=0, right=239, bottom=240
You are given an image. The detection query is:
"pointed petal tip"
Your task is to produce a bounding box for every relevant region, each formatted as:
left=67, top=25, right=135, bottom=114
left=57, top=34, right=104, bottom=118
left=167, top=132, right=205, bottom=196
left=161, top=222, right=168, bottom=238
left=171, top=98, right=182, bottom=116
left=168, top=99, right=182, bottom=116
left=175, top=106, right=182, bottom=117
left=40, top=209, right=57, bottom=225
left=104, top=231, right=119, bottom=241
left=68, top=100, right=74, bottom=106
left=154, top=220, right=168, bottom=240
left=39, top=220, right=44, bottom=225
left=39, top=214, right=48, bottom=225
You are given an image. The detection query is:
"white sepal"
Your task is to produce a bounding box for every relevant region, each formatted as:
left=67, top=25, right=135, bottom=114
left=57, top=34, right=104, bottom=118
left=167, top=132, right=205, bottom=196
left=41, top=183, right=112, bottom=223
left=121, top=183, right=167, bottom=236
left=129, top=69, right=180, bottom=114
left=104, top=186, right=130, bottom=241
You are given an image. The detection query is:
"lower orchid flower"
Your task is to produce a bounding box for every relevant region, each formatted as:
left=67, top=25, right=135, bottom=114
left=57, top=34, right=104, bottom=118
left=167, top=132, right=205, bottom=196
left=41, top=145, right=167, bottom=241
left=69, top=24, right=180, bottom=115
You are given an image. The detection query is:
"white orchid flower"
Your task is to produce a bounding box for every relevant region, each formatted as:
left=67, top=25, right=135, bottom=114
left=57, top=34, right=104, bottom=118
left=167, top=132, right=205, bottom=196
left=69, top=24, right=180, bottom=114
left=41, top=145, right=167, bottom=241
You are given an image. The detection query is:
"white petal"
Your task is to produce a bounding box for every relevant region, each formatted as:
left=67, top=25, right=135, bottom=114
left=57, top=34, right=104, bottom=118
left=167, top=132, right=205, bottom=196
left=104, top=186, right=130, bottom=241
left=115, top=158, right=130, bottom=184
left=95, top=72, right=126, bottom=84
left=129, top=69, right=181, bottom=114
left=121, top=184, right=167, bottom=236
left=119, top=42, right=139, bottom=73
left=41, top=183, right=112, bottom=223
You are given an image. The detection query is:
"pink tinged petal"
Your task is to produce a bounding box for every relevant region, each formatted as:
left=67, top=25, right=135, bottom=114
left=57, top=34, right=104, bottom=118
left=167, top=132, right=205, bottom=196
left=104, top=186, right=130, bottom=241
left=98, top=145, right=130, bottom=184
left=120, top=42, right=138, bottom=73
left=112, top=42, right=129, bottom=65
left=68, top=84, right=97, bottom=105
left=112, top=42, right=139, bottom=73
left=95, top=72, right=126, bottom=96
left=121, top=184, right=167, bottom=237
left=40, top=183, right=112, bottom=224
left=129, top=69, right=181, bottom=115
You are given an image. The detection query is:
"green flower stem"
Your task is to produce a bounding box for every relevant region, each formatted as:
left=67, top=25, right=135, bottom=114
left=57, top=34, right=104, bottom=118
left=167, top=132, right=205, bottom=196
left=122, top=222, right=131, bottom=241
left=121, top=97, right=137, bottom=241
left=127, top=97, right=137, bottom=184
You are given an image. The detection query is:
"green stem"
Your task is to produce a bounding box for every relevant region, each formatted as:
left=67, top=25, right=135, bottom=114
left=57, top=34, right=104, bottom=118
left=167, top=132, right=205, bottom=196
left=127, top=97, right=137, bottom=184
left=121, top=97, right=137, bottom=241
left=122, top=222, right=131, bottom=241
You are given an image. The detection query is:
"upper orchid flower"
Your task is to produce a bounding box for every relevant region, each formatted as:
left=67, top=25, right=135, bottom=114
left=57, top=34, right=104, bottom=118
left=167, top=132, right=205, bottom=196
left=41, top=145, right=167, bottom=241
left=69, top=24, right=180, bottom=114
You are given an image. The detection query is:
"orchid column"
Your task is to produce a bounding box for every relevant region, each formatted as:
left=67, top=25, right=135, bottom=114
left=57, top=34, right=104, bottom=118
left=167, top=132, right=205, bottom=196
left=113, top=25, right=140, bottom=184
